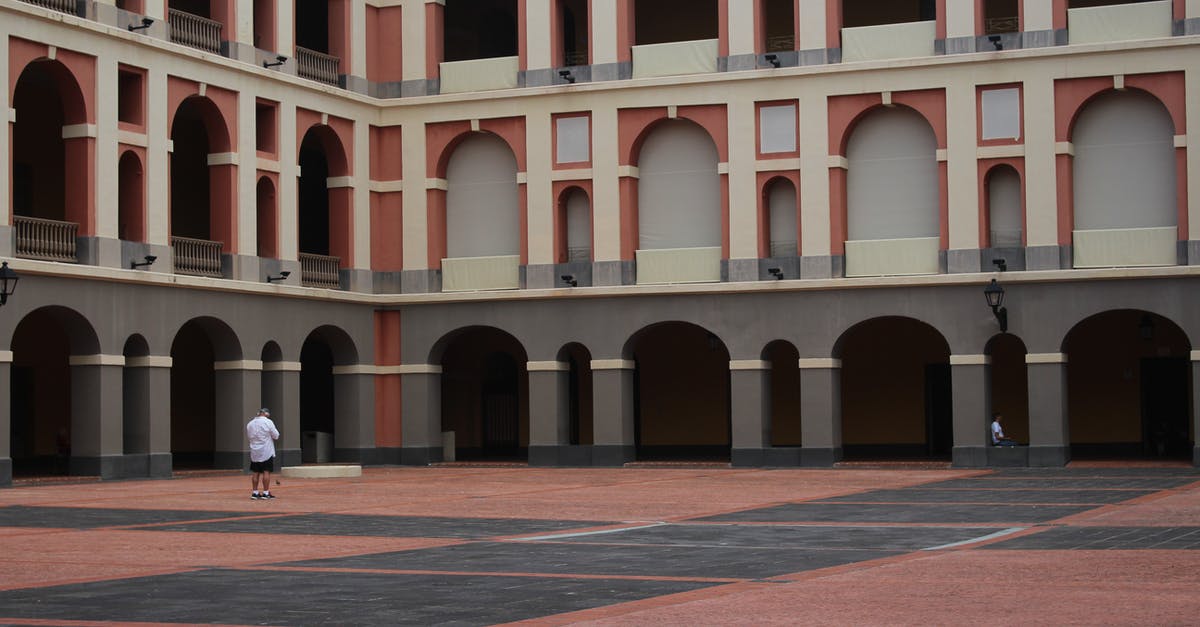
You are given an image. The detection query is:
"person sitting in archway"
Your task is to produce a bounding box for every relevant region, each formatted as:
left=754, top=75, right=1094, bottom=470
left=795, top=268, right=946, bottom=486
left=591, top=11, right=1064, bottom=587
left=991, top=412, right=1018, bottom=447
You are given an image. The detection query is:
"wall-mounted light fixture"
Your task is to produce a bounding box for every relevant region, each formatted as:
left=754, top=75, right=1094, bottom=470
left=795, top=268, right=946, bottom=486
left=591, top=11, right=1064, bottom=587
left=0, top=261, right=19, bottom=307
left=130, top=255, right=157, bottom=270
left=764, top=54, right=781, bottom=68
left=266, top=271, right=291, bottom=283
left=561, top=274, right=577, bottom=287
left=767, top=267, right=783, bottom=280
left=992, top=257, right=1007, bottom=272
left=558, top=69, right=575, bottom=84
left=128, top=17, right=154, bottom=32
left=988, top=35, right=1003, bottom=50
left=984, top=278, right=1008, bottom=333
left=264, top=55, right=287, bottom=69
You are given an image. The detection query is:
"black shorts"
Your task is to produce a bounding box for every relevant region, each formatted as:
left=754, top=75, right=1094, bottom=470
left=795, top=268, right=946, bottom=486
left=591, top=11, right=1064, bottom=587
left=250, top=457, right=275, bottom=473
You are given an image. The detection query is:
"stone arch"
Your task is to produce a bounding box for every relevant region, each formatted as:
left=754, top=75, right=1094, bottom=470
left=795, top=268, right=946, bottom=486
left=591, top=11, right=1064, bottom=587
left=557, top=184, right=592, bottom=263
left=985, top=332, right=1029, bottom=445
left=762, top=339, right=801, bottom=447
left=445, top=132, right=522, bottom=259
left=299, top=125, right=353, bottom=268
left=556, top=341, right=593, bottom=446
left=635, top=118, right=722, bottom=251
left=763, top=175, right=799, bottom=258
left=118, top=150, right=146, bottom=242
left=256, top=175, right=278, bottom=258
left=169, top=316, right=244, bottom=469
left=299, top=325, right=362, bottom=463
left=432, top=326, right=530, bottom=460
left=983, top=163, right=1022, bottom=248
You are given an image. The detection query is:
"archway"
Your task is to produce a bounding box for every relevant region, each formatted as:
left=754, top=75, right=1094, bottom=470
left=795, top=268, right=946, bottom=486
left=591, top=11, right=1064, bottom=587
left=299, top=326, right=360, bottom=463
left=256, top=176, right=277, bottom=258
left=764, top=340, right=801, bottom=447
left=436, top=327, right=529, bottom=460
left=847, top=106, right=939, bottom=243
left=765, top=177, right=798, bottom=258
left=445, top=133, right=521, bottom=259
left=1064, top=310, right=1192, bottom=459
left=118, top=151, right=146, bottom=242
left=558, top=343, right=593, bottom=446
left=986, top=333, right=1029, bottom=445
left=298, top=125, right=352, bottom=277
left=837, top=317, right=952, bottom=459
left=985, top=164, right=1022, bottom=248
left=169, top=317, right=241, bottom=469
left=637, top=119, right=721, bottom=252
left=12, top=59, right=89, bottom=231
left=121, top=334, right=151, bottom=463
left=626, top=322, right=730, bottom=461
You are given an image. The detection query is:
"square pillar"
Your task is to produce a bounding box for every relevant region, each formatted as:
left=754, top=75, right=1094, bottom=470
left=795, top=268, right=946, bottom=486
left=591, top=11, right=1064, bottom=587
left=263, top=361, right=301, bottom=468
left=0, top=356, right=11, bottom=486
left=527, top=361, right=576, bottom=466
left=332, top=367, right=377, bottom=463
left=1191, top=352, right=1200, bottom=466
left=799, top=358, right=841, bottom=466
left=214, top=360, right=262, bottom=469
left=1026, top=353, right=1070, bottom=466
left=590, top=359, right=635, bottom=465
left=730, top=360, right=771, bottom=466
left=126, top=355, right=174, bottom=478
left=950, top=355, right=990, bottom=467
left=399, top=366, right=443, bottom=464
left=69, top=356, right=125, bottom=479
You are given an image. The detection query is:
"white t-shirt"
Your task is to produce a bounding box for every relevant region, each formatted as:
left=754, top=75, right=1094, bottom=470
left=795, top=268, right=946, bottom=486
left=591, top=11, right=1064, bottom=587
left=991, top=420, right=1004, bottom=444
left=246, top=415, right=280, bottom=462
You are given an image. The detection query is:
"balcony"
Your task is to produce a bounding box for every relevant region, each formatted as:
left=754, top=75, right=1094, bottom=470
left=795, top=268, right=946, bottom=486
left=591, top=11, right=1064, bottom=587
left=844, top=237, right=939, bottom=277
left=19, top=0, right=78, bottom=14
left=631, top=39, right=719, bottom=79
left=841, top=20, right=936, bottom=63
left=1073, top=226, right=1176, bottom=268
left=441, top=255, right=519, bottom=292
left=439, top=56, right=519, bottom=94
left=171, top=235, right=223, bottom=277
left=1068, top=0, right=1172, bottom=45
left=168, top=9, right=222, bottom=54
left=14, top=216, right=78, bottom=263
left=635, top=246, right=721, bottom=284
left=299, top=252, right=341, bottom=289
left=295, top=46, right=341, bottom=86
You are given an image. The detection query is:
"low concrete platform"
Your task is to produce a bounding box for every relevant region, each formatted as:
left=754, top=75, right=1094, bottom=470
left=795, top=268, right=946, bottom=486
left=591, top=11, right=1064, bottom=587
left=0, top=464, right=1196, bottom=625
left=280, top=464, right=362, bottom=479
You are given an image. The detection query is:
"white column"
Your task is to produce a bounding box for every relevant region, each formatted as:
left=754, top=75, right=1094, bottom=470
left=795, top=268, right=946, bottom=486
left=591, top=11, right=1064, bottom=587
left=235, top=0, right=254, bottom=47
left=1187, top=68, right=1200, bottom=242
left=1023, top=0, right=1054, bottom=31
left=402, top=121, right=429, bottom=270
left=527, top=0, right=552, bottom=70
left=797, top=0, right=827, bottom=51
left=946, top=81, right=979, bottom=250
left=946, top=0, right=976, bottom=40
left=353, top=118, right=371, bottom=269
left=592, top=0, right=618, bottom=66
left=146, top=67, right=169, bottom=246
left=278, top=103, right=298, bottom=260
left=799, top=90, right=830, bottom=257
left=237, top=89, right=257, bottom=254
left=350, top=0, right=368, bottom=77
left=94, top=56, right=118, bottom=241
left=144, top=0, right=165, bottom=20
left=1189, top=0, right=1200, bottom=18
left=727, top=98, right=757, bottom=259
left=591, top=106, right=621, bottom=262
left=1023, top=77, right=1058, bottom=249
left=0, top=19, right=8, bottom=231
left=526, top=113, right=553, bottom=265
left=727, top=0, right=756, bottom=57
left=277, top=0, right=295, bottom=55
left=402, top=0, right=428, bottom=82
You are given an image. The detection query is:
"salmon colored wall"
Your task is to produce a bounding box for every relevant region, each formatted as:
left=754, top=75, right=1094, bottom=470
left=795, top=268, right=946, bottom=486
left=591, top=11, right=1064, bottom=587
left=825, top=0, right=840, bottom=46
left=619, top=105, right=729, bottom=164
left=166, top=77, right=236, bottom=151
left=9, top=40, right=95, bottom=124
left=328, top=186, right=353, bottom=267
left=369, top=6, right=403, bottom=83
left=755, top=100, right=800, bottom=159
left=370, top=125, right=403, bottom=180
left=425, top=1, right=443, bottom=79
left=374, top=311, right=402, bottom=448
left=553, top=181, right=593, bottom=262
left=209, top=163, right=238, bottom=252
left=718, top=0, right=729, bottom=56
left=977, top=158, right=1026, bottom=247
left=616, top=0, right=634, bottom=62
left=551, top=112, right=592, bottom=169
left=255, top=172, right=278, bottom=258
left=296, top=108, right=352, bottom=175
left=618, top=176, right=638, bottom=260
left=371, top=191, right=403, bottom=270
left=118, top=146, right=147, bottom=242
left=757, top=172, right=801, bottom=258
left=828, top=167, right=846, bottom=254
left=518, top=0, right=528, bottom=70
left=329, top=0, right=351, bottom=75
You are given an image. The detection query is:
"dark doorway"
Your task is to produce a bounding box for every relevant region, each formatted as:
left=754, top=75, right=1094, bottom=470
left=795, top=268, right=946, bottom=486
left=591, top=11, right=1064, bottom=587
left=300, top=338, right=335, bottom=463
left=1141, top=358, right=1190, bottom=459
left=482, top=352, right=519, bottom=454
left=439, top=327, right=529, bottom=461
left=925, top=363, right=953, bottom=457
left=170, top=321, right=216, bottom=469
left=298, top=132, right=331, bottom=256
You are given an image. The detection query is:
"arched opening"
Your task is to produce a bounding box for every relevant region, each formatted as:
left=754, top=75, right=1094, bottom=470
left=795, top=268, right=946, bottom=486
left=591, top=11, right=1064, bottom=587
left=122, top=335, right=151, bottom=462
left=300, top=337, right=335, bottom=463
left=837, top=317, right=952, bottom=460
left=637, top=119, right=721, bottom=250
left=847, top=106, right=939, bottom=242
left=761, top=0, right=796, bottom=51
left=13, top=59, right=85, bottom=228
left=170, top=97, right=213, bottom=241
left=444, top=0, right=518, bottom=61
left=437, top=327, right=529, bottom=460
left=256, top=176, right=277, bottom=258
left=170, top=321, right=217, bottom=469
left=562, top=187, right=592, bottom=262
left=986, top=333, right=1029, bottom=445
left=118, top=151, right=145, bottom=242
left=766, top=177, right=798, bottom=258
left=764, top=340, right=801, bottom=447
left=9, top=311, right=73, bottom=476
left=1072, top=90, right=1176, bottom=233
left=558, top=343, right=593, bottom=446
left=295, top=0, right=330, bottom=54
left=1064, top=310, right=1192, bottom=459
left=627, top=322, right=730, bottom=461
left=446, top=133, right=521, bottom=258
left=298, top=131, right=332, bottom=257
left=983, top=0, right=1020, bottom=34
left=985, top=164, right=1022, bottom=248
left=557, top=0, right=589, bottom=66
left=634, top=0, right=718, bottom=44
left=843, top=0, right=936, bottom=28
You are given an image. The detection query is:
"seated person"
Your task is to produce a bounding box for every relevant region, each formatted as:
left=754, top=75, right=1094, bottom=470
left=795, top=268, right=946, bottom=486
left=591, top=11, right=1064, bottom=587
left=991, top=412, right=1018, bottom=446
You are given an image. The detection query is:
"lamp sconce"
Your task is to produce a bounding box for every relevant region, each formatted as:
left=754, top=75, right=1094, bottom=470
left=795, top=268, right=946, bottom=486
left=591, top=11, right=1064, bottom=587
left=0, top=261, right=19, bottom=307
left=264, top=55, right=287, bottom=69
left=983, top=278, right=1008, bottom=333
left=561, top=274, right=577, bottom=287
left=130, top=255, right=157, bottom=270
left=128, top=17, right=154, bottom=32
left=988, top=35, right=1003, bottom=50
left=767, top=267, right=784, bottom=280
left=266, top=271, right=291, bottom=283
left=764, top=53, right=781, bottom=68
left=558, top=69, right=575, bottom=84
left=992, top=257, right=1007, bottom=272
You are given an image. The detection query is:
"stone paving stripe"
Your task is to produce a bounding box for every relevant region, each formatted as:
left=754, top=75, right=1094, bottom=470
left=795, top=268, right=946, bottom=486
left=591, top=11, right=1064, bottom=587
left=515, top=522, right=667, bottom=542
left=0, top=505, right=263, bottom=529
left=918, top=477, right=1199, bottom=490
left=990, top=467, right=1200, bottom=477
left=0, top=568, right=715, bottom=627
left=280, top=540, right=903, bottom=579
left=921, top=527, right=1027, bottom=551
left=815, top=488, right=1154, bottom=504
left=544, top=523, right=991, bottom=551
left=981, top=526, right=1200, bottom=550
left=148, top=513, right=612, bottom=538
left=698, top=502, right=1093, bottom=524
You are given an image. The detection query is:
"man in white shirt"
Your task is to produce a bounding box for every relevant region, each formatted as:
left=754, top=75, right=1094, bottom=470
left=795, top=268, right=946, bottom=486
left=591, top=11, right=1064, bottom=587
left=246, top=408, right=280, bottom=499
left=991, top=412, right=1017, bottom=447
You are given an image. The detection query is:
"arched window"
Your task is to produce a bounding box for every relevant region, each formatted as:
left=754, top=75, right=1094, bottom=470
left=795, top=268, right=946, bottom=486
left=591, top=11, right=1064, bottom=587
left=766, top=178, right=798, bottom=257
left=986, top=165, right=1022, bottom=248
left=118, top=151, right=145, bottom=242
left=637, top=120, right=720, bottom=250
left=564, top=188, right=591, bottom=262
left=846, top=107, right=938, bottom=241
left=446, top=134, right=520, bottom=257
left=256, top=177, right=277, bottom=258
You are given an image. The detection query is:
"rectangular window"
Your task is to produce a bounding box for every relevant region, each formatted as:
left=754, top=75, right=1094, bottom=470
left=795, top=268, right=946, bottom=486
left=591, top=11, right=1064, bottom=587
left=759, top=103, right=797, bottom=154
left=256, top=101, right=278, bottom=154
left=556, top=116, right=590, bottom=164
left=981, top=87, right=1021, bottom=140
left=117, top=67, right=145, bottom=126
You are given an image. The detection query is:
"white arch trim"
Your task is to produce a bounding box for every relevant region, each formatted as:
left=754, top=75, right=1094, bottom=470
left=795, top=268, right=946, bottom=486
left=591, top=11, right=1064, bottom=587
left=527, top=361, right=570, bottom=371
left=262, top=361, right=302, bottom=372
left=127, top=356, right=173, bottom=368
left=0, top=350, right=13, bottom=363
left=729, top=360, right=772, bottom=370
left=1189, top=350, right=1200, bottom=362
left=332, top=364, right=379, bottom=375
left=1026, top=353, right=1067, bottom=364
left=214, top=360, right=264, bottom=371
left=69, top=354, right=126, bottom=366
left=591, top=359, right=635, bottom=370
left=798, top=358, right=842, bottom=369
left=395, top=364, right=443, bottom=374
left=949, top=354, right=991, bottom=366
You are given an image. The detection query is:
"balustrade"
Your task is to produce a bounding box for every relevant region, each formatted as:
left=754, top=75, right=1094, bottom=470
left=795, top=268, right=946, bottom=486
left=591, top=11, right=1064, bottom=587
left=171, top=236, right=223, bottom=277
left=168, top=9, right=222, bottom=54
left=299, top=252, right=341, bottom=289
left=295, top=46, right=341, bottom=86
left=14, top=216, right=78, bottom=263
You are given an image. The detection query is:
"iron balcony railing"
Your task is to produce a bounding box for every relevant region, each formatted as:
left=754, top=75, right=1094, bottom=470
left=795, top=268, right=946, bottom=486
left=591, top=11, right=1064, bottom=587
left=985, top=16, right=1020, bottom=35
left=295, top=46, right=340, bottom=86
left=171, top=235, right=223, bottom=277
left=765, top=34, right=795, bottom=52
left=19, top=0, right=77, bottom=14
left=168, top=9, right=222, bottom=54
left=14, top=215, right=78, bottom=263
left=299, top=252, right=341, bottom=289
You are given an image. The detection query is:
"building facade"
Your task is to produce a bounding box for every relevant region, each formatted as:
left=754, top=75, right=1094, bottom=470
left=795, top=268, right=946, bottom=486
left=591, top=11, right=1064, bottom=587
left=1, top=0, right=1199, bottom=485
